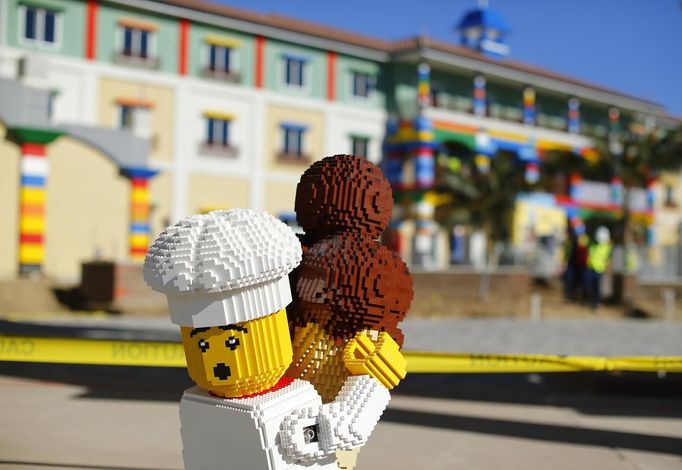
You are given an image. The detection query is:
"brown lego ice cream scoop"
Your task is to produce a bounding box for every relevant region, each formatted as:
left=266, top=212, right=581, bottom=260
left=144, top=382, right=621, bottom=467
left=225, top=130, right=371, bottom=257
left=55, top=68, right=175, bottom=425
left=294, top=155, right=393, bottom=241
left=294, top=231, right=413, bottom=346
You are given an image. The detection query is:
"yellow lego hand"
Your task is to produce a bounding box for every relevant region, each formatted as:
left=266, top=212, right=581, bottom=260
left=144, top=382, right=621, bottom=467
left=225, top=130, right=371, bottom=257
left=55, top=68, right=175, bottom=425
left=343, top=331, right=407, bottom=389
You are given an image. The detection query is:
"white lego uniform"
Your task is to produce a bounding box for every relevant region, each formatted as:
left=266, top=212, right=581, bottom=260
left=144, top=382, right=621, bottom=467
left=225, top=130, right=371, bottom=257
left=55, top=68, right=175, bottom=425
left=180, top=376, right=389, bottom=470
left=145, top=210, right=391, bottom=469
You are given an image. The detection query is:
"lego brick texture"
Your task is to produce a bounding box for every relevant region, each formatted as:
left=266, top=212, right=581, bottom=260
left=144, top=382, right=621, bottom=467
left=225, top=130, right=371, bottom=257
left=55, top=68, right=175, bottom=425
left=180, top=374, right=388, bottom=470
left=180, top=308, right=293, bottom=398
left=143, top=208, right=302, bottom=326
left=289, top=155, right=413, bottom=345
left=280, top=375, right=390, bottom=462
left=180, top=380, right=336, bottom=470
left=294, top=155, right=393, bottom=241
left=294, top=232, right=412, bottom=345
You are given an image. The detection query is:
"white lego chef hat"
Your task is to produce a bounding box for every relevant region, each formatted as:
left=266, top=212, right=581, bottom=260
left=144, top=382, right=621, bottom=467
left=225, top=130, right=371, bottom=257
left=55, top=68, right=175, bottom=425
left=143, top=208, right=302, bottom=327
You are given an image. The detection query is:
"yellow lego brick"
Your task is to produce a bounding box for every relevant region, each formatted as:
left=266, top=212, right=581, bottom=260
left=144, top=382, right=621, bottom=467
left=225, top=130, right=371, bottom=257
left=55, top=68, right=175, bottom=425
left=129, top=234, right=149, bottom=249
left=19, top=244, right=44, bottom=264
left=20, top=187, right=46, bottom=204
left=131, top=187, right=150, bottom=204
left=416, top=130, right=434, bottom=141
left=344, top=331, right=407, bottom=389
left=289, top=322, right=350, bottom=402
left=20, top=215, right=45, bottom=233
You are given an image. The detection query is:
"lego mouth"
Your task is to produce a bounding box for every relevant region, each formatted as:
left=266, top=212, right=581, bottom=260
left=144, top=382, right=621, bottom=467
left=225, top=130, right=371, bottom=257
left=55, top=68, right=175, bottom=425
left=213, top=363, right=232, bottom=380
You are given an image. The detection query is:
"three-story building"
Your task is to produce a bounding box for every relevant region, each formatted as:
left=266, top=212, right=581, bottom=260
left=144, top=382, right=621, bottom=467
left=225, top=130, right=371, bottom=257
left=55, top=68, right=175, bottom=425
left=0, top=0, right=679, bottom=281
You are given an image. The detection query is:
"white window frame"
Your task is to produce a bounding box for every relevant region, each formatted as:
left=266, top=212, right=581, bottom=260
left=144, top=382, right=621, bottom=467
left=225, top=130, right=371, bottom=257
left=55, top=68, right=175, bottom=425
left=349, top=70, right=376, bottom=101
left=279, top=55, right=311, bottom=93
left=281, top=125, right=306, bottom=157
left=206, top=117, right=232, bottom=148
left=350, top=135, right=370, bottom=159
left=18, top=4, right=63, bottom=50
left=115, top=104, right=152, bottom=139
left=115, top=24, right=157, bottom=60
left=203, top=43, right=240, bottom=75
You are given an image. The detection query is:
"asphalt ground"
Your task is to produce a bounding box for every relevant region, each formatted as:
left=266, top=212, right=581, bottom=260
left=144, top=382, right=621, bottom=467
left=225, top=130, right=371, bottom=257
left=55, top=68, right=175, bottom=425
left=2, top=315, right=682, bottom=356
left=0, top=363, right=681, bottom=470
left=1, top=315, right=681, bottom=469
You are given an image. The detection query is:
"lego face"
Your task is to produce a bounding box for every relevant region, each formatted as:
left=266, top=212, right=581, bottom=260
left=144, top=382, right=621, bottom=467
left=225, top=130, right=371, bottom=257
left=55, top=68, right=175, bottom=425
left=180, top=308, right=293, bottom=398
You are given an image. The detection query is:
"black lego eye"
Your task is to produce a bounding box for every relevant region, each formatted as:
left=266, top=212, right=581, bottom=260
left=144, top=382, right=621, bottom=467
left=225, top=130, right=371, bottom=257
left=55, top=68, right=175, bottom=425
left=198, top=339, right=210, bottom=353
left=225, top=336, right=240, bottom=351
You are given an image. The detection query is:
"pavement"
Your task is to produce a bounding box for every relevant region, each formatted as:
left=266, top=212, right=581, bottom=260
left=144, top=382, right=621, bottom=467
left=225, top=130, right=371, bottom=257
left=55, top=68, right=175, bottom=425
left=0, top=367, right=680, bottom=470
left=1, top=315, right=682, bottom=469
left=3, top=314, right=682, bottom=356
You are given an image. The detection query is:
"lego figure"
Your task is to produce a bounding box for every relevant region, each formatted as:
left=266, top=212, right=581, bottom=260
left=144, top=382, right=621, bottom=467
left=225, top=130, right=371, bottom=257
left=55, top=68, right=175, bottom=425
left=144, top=209, right=390, bottom=470
left=287, top=156, right=414, bottom=469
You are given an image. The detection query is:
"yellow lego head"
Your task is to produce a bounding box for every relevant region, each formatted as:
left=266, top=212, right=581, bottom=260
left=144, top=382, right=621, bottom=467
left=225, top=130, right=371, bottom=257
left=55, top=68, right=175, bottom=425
left=180, top=308, right=293, bottom=398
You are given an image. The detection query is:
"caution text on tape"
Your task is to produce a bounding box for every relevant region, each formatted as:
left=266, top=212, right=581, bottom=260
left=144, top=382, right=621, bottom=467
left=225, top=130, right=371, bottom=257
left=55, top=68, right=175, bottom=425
left=1, top=336, right=681, bottom=373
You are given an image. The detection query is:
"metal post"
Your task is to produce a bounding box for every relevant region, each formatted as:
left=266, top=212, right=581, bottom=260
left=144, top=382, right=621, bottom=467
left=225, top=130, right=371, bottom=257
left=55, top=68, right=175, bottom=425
left=662, top=288, right=676, bottom=322
left=530, top=293, right=542, bottom=321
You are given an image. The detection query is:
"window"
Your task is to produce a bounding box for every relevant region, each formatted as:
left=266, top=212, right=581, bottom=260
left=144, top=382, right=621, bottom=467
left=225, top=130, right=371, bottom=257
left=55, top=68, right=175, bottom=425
left=20, top=5, right=59, bottom=46
left=664, top=185, right=677, bottom=207
left=117, top=102, right=152, bottom=138
left=283, top=56, right=307, bottom=87
left=351, top=136, right=369, bottom=159
left=279, top=123, right=308, bottom=162
left=115, top=20, right=157, bottom=67
left=430, top=84, right=443, bottom=108
left=122, top=26, right=151, bottom=58
left=47, top=90, right=58, bottom=121
left=284, top=126, right=303, bottom=155
left=351, top=71, right=375, bottom=99
left=202, top=40, right=240, bottom=82
left=209, top=44, right=232, bottom=73
left=206, top=117, right=230, bottom=147
left=201, top=112, right=237, bottom=157
left=120, top=105, right=134, bottom=129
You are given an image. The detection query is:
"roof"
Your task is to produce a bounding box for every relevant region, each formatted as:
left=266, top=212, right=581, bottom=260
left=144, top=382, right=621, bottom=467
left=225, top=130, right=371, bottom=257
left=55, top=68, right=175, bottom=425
left=155, top=0, right=663, bottom=110
left=156, top=0, right=391, bottom=50
left=391, top=37, right=662, bottom=108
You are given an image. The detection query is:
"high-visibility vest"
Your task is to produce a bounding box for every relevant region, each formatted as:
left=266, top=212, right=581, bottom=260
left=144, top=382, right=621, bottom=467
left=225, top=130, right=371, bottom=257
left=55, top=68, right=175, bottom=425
left=588, top=242, right=612, bottom=273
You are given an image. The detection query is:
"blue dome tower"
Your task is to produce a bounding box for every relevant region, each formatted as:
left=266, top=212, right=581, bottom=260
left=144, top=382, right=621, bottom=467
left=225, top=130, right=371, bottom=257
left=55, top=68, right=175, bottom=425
left=457, top=1, right=510, bottom=58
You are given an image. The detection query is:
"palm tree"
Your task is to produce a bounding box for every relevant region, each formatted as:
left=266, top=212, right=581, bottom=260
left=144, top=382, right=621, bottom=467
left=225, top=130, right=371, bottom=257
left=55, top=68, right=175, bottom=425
left=436, top=148, right=526, bottom=248
left=593, top=126, right=682, bottom=302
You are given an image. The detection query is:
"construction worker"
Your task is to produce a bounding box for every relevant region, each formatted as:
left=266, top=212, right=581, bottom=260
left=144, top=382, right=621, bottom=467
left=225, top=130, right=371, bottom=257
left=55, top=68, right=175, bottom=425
left=587, top=226, right=613, bottom=309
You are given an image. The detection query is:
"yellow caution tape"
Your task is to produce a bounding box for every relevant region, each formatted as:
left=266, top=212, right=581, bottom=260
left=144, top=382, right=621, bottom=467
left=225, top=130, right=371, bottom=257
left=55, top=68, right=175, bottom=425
left=405, top=352, right=682, bottom=373
left=0, top=336, right=186, bottom=368
left=1, top=336, right=681, bottom=373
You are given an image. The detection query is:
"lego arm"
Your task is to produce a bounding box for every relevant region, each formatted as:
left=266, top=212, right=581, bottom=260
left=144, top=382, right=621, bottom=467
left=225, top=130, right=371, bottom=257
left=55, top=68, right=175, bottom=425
left=279, top=375, right=390, bottom=463
left=343, top=331, right=407, bottom=389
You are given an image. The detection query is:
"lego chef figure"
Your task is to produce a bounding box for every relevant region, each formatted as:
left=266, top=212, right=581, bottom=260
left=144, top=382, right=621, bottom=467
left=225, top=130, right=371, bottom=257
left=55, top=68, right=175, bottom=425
left=143, top=209, right=390, bottom=470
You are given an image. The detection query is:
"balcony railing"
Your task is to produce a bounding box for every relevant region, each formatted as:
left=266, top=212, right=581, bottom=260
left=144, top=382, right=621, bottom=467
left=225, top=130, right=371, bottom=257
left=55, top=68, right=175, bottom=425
left=199, top=143, right=239, bottom=158
left=114, top=52, right=160, bottom=70
left=201, top=68, right=241, bottom=84
left=276, top=151, right=311, bottom=164
left=426, top=95, right=625, bottom=139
